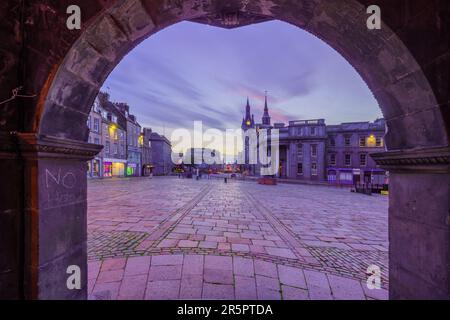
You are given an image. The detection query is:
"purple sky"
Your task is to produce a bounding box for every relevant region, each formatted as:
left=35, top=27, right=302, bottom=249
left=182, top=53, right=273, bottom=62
left=102, top=20, right=382, bottom=152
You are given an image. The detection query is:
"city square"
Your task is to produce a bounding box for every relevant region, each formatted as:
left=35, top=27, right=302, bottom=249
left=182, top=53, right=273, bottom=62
left=87, top=177, right=388, bottom=300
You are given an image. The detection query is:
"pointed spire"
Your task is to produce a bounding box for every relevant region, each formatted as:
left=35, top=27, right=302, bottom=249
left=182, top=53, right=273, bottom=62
left=262, top=91, right=271, bottom=126
left=264, top=91, right=268, bottom=112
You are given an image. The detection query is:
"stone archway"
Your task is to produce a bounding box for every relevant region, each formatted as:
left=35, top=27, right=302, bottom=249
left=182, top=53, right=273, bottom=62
left=1, top=0, right=449, bottom=300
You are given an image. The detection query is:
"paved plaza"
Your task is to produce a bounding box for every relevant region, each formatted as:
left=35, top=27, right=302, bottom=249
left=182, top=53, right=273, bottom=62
left=87, top=177, right=388, bottom=300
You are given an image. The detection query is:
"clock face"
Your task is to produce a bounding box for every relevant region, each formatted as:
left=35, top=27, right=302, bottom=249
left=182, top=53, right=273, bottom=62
left=246, top=121, right=251, bottom=126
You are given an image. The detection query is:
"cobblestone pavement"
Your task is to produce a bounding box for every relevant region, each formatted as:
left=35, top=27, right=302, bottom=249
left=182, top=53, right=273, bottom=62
left=88, top=177, right=388, bottom=300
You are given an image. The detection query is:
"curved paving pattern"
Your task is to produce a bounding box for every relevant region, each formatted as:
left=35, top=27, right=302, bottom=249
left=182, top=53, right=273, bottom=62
left=88, top=177, right=388, bottom=300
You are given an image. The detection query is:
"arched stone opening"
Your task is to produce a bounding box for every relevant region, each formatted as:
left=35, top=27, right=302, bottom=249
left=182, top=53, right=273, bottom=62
left=1, top=0, right=449, bottom=300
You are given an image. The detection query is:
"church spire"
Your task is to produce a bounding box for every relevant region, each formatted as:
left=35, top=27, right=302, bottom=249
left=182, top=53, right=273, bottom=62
left=264, top=91, right=268, bottom=113
left=242, top=97, right=254, bottom=130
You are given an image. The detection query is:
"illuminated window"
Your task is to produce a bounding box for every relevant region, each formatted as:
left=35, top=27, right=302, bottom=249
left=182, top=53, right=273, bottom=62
left=367, top=134, right=377, bottom=147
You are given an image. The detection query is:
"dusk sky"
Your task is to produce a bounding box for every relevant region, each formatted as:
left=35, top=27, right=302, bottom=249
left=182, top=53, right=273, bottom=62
left=102, top=20, right=382, bottom=155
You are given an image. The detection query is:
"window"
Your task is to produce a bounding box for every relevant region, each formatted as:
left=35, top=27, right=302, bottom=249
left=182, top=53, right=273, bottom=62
left=94, top=138, right=100, bottom=145
left=359, top=136, right=366, bottom=147
left=297, top=143, right=303, bottom=158
left=310, top=127, right=316, bottom=136
left=311, top=144, right=317, bottom=157
left=344, top=136, right=351, bottom=146
left=376, top=137, right=382, bottom=147
left=297, top=163, right=303, bottom=175
left=105, top=141, right=110, bottom=154
left=329, top=154, right=336, bottom=166
left=93, top=118, right=100, bottom=132
left=339, top=172, right=353, bottom=182
left=329, top=137, right=336, bottom=147
left=360, top=154, right=367, bottom=166
left=311, top=163, right=318, bottom=176
left=345, top=154, right=352, bottom=166
left=114, top=143, right=118, bottom=155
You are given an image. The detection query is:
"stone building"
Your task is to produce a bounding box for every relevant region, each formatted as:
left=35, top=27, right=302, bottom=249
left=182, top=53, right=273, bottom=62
left=97, top=93, right=127, bottom=178
left=149, top=132, right=173, bottom=175
left=141, top=128, right=154, bottom=176
left=86, top=98, right=103, bottom=178
left=326, top=119, right=387, bottom=186
left=115, top=103, right=142, bottom=177
left=240, top=97, right=385, bottom=183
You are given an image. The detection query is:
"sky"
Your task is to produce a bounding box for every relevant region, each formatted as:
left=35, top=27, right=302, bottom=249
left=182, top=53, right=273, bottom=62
left=102, top=20, right=382, bottom=156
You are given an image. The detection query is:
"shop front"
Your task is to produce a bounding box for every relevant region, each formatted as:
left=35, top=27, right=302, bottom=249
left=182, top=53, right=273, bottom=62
left=126, top=162, right=138, bottom=176
left=103, top=158, right=126, bottom=177
left=327, top=168, right=354, bottom=186
left=87, top=158, right=102, bottom=178
left=143, top=164, right=154, bottom=176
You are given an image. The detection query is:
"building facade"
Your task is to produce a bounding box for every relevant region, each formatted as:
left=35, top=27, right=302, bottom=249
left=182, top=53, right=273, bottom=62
left=326, top=119, right=386, bottom=186
left=141, top=128, right=154, bottom=176
left=115, top=103, right=142, bottom=177
left=239, top=96, right=387, bottom=185
left=98, top=93, right=127, bottom=178
left=87, top=100, right=103, bottom=178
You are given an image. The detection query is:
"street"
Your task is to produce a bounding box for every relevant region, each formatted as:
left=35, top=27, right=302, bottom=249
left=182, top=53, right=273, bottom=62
left=87, top=177, right=388, bottom=300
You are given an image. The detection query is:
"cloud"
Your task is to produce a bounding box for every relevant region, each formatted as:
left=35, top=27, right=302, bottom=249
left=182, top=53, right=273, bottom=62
left=101, top=19, right=380, bottom=152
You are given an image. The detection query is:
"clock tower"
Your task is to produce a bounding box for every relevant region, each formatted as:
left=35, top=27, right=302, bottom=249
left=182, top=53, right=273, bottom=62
left=241, top=97, right=255, bottom=131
